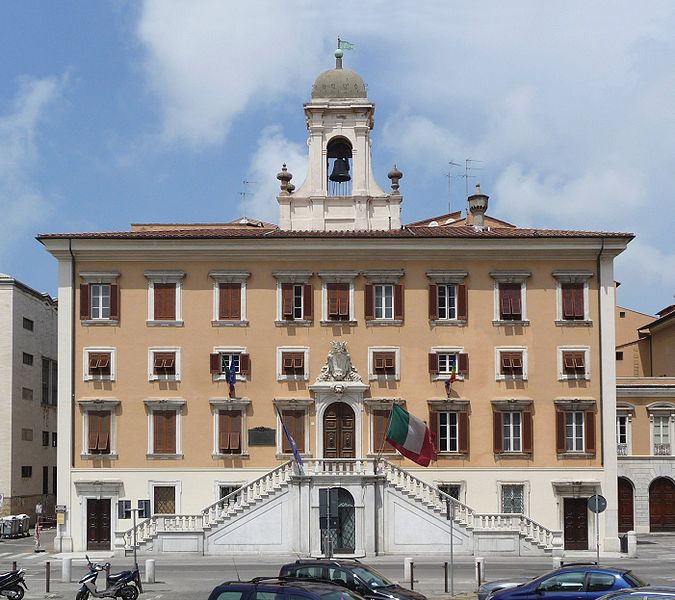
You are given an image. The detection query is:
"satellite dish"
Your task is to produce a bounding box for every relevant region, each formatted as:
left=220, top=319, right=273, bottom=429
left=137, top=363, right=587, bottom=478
left=428, top=221, right=439, bottom=227
left=444, top=218, right=456, bottom=224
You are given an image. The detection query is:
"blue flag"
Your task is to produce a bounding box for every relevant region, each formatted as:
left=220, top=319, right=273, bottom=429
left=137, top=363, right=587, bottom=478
left=276, top=407, right=304, bottom=472
left=225, top=359, right=237, bottom=397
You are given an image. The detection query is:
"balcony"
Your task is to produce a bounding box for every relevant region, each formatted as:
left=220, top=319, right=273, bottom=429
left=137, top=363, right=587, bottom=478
left=654, top=443, right=672, bottom=456
left=617, top=443, right=628, bottom=456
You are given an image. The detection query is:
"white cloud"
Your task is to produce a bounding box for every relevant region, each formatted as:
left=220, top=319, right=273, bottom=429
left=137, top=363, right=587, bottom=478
left=0, top=76, right=64, bottom=259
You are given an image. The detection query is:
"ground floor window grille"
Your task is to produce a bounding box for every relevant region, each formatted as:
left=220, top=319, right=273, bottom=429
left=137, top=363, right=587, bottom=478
left=501, top=484, right=525, bottom=513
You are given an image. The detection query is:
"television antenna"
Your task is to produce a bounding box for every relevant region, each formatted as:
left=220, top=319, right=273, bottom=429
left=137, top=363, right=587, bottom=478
left=464, top=158, right=484, bottom=198
left=239, top=180, right=258, bottom=219
left=446, top=161, right=462, bottom=214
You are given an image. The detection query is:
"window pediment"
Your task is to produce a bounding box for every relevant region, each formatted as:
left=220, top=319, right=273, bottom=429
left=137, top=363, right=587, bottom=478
left=552, top=270, right=594, bottom=283
left=273, top=271, right=313, bottom=284
left=490, top=270, right=531, bottom=283
left=209, top=270, right=250, bottom=283
left=428, top=399, right=470, bottom=412
left=426, top=270, right=468, bottom=284
left=362, top=270, right=404, bottom=284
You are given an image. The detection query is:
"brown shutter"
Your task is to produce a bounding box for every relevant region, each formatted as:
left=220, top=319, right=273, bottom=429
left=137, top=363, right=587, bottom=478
left=458, top=353, right=469, bottom=375
left=282, top=410, right=305, bottom=453
left=153, top=412, right=163, bottom=453
left=281, top=410, right=292, bottom=453
left=166, top=411, right=176, bottom=453
left=303, top=284, right=313, bottom=320
left=364, top=284, right=374, bottom=320
left=522, top=410, right=533, bottom=454
left=338, top=284, right=349, bottom=317
left=429, top=411, right=439, bottom=452
left=457, top=284, right=468, bottom=320
left=511, top=287, right=522, bottom=317
left=458, top=412, right=470, bottom=454
left=109, top=284, right=119, bottom=320
left=88, top=412, right=99, bottom=452
left=219, top=283, right=241, bottom=320
left=428, top=353, right=439, bottom=374
left=210, top=353, right=221, bottom=375
left=556, top=411, right=566, bottom=453
left=428, top=285, right=438, bottom=320
left=573, top=284, right=584, bottom=319
left=499, top=286, right=510, bottom=318
left=281, top=283, right=293, bottom=318
left=230, top=411, right=241, bottom=452
left=327, top=284, right=339, bottom=317
left=585, top=411, right=596, bottom=453
left=218, top=411, right=229, bottom=452
left=99, top=413, right=110, bottom=452
left=373, top=409, right=393, bottom=453
left=239, top=353, right=250, bottom=376
left=80, top=284, right=90, bottom=320
left=562, top=284, right=574, bottom=318
left=493, top=410, right=503, bottom=453
left=154, top=283, right=176, bottom=320
left=394, top=284, right=404, bottom=321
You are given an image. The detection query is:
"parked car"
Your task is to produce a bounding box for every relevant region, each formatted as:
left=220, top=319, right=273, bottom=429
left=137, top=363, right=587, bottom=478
left=207, top=576, right=367, bottom=600
left=279, top=559, right=427, bottom=600
left=598, top=587, right=675, bottom=600
left=482, top=564, right=646, bottom=600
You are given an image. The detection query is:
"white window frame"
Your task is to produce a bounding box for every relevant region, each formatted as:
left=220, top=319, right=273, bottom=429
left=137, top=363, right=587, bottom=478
left=209, top=398, right=251, bottom=457
left=78, top=399, right=120, bottom=459
left=647, top=404, right=675, bottom=456
left=502, top=411, right=522, bottom=453
left=212, top=346, right=247, bottom=381
left=616, top=409, right=632, bottom=456
left=145, top=270, right=185, bottom=326
left=318, top=271, right=358, bottom=324
left=426, top=271, right=468, bottom=325
left=430, top=346, right=465, bottom=381
left=79, top=272, right=120, bottom=324
left=557, top=346, right=591, bottom=381
left=209, top=270, right=250, bottom=326
left=148, top=480, right=182, bottom=515
left=145, top=399, right=185, bottom=458
left=368, top=346, right=401, bottom=381
left=436, top=283, right=458, bottom=321
left=83, top=347, right=116, bottom=381
left=276, top=346, right=310, bottom=381
left=566, top=411, right=585, bottom=452
left=273, top=399, right=313, bottom=457
left=499, top=481, right=529, bottom=514
left=495, top=346, right=528, bottom=381
left=148, top=347, right=181, bottom=382
left=374, top=283, right=394, bottom=320
left=489, top=271, right=530, bottom=324
left=552, top=270, right=593, bottom=324
left=438, top=411, right=459, bottom=453
left=90, top=283, right=111, bottom=320
left=273, top=271, right=313, bottom=324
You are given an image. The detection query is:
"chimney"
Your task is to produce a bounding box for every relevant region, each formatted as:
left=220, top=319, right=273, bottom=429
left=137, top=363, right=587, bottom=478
left=467, top=183, right=489, bottom=228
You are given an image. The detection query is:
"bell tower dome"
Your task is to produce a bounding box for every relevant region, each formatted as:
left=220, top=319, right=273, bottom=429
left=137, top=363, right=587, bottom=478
left=278, top=49, right=402, bottom=231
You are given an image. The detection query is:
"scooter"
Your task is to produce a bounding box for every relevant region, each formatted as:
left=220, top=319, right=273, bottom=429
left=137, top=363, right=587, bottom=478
left=0, top=568, right=28, bottom=600
left=76, top=556, right=143, bottom=600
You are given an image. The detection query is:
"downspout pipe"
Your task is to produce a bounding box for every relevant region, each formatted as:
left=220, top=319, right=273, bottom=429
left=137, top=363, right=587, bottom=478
left=68, top=239, right=75, bottom=468
left=596, top=238, right=606, bottom=466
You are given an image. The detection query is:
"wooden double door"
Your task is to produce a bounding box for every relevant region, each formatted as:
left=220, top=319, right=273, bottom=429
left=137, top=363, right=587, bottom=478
left=86, top=499, right=111, bottom=550
left=563, top=497, right=588, bottom=550
left=650, top=478, right=675, bottom=531
left=323, top=402, right=355, bottom=458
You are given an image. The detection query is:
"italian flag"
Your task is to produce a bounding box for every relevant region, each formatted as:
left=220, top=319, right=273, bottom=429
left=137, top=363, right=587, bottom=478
left=385, top=404, right=437, bottom=467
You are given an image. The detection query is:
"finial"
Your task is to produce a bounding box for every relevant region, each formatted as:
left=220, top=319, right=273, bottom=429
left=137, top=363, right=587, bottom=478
left=388, top=164, right=403, bottom=194
left=276, top=163, right=293, bottom=193
left=335, top=48, right=343, bottom=69
left=475, top=182, right=481, bottom=194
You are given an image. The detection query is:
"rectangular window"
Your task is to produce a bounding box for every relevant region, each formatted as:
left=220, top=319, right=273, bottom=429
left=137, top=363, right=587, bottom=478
left=52, top=432, right=57, bottom=447
left=562, top=282, right=585, bottom=320
left=42, top=466, right=49, bottom=495
left=563, top=351, right=586, bottom=377
left=23, top=352, right=34, bottom=366
left=439, top=412, right=459, bottom=453
left=88, top=352, right=112, bottom=378
left=438, top=484, right=461, bottom=501
left=153, top=410, right=177, bottom=454
left=218, top=410, right=242, bottom=454
left=51, top=360, right=57, bottom=405
left=218, top=283, right=241, bottom=320
left=616, top=351, right=624, bottom=360
left=90, top=283, right=111, bottom=320
left=437, top=284, right=457, bottom=320
left=88, top=411, right=111, bottom=454
left=218, top=486, right=240, bottom=507
left=117, top=499, right=132, bottom=519
left=616, top=416, right=628, bottom=445
left=210, top=351, right=250, bottom=378
left=499, top=283, right=522, bottom=320
left=153, top=352, right=176, bottom=378
left=41, top=358, right=50, bottom=403
left=501, top=484, right=525, bottom=513
left=500, top=351, right=524, bottom=377
left=281, top=352, right=305, bottom=376
left=566, top=411, right=585, bottom=452
left=503, top=412, right=522, bottom=452
left=281, top=283, right=312, bottom=321
left=437, top=353, right=458, bottom=374
left=42, top=431, right=49, bottom=446
left=372, top=408, right=394, bottom=453
left=374, top=284, right=394, bottom=320
left=653, top=415, right=671, bottom=455
left=21, top=428, right=33, bottom=441
left=153, top=282, right=176, bottom=320
left=52, top=466, right=57, bottom=495
left=153, top=485, right=176, bottom=514
left=138, top=499, right=151, bottom=518
left=281, top=409, right=305, bottom=454
left=22, top=317, right=34, bottom=331
left=326, top=283, right=350, bottom=320
left=21, top=466, right=32, bottom=478
left=22, top=387, right=33, bottom=401
left=373, top=351, right=396, bottom=375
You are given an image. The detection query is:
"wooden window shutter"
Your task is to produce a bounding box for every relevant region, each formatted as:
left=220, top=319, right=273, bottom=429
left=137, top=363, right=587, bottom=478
left=499, top=287, right=511, bottom=318
left=219, top=283, right=241, bottom=320
left=166, top=411, right=176, bottom=453
left=429, top=411, right=439, bottom=452
left=572, top=284, right=584, bottom=319
left=109, top=284, right=120, bottom=320
left=511, top=287, right=522, bottom=316
left=99, top=413, right=110, bottom=453
left=585, top=411, right=596, bottom=453
left=303, top=284, right=313, bottom=320
left=154, top=411, right=176, bottom=454
left=80, top=284, right=90, bottom=320
left=493, top=411, right=503, bottom=453
left=218, top=411, right=229, bottom=452
left=458, top=353, right=469, bottom=375
left=562, top=284, right=573, bottom=318
left=210, top=353, right=221, bottom=375
left=230, top=411, right=241, bottom=452
left=153, top=412, right=163, bottom=453
left=239, top=353, right=250, bottom=376
left=458, top=412, right=470, bottom=454
left=338, top=284, right=349, bottom=317
left=327, top=284, right=339, bottom=317
left=556, top=411, right=566, bottom=453
left=373, top=409, right=393, bottom=453
left=522, top=411, right=533, bottom=454
left=394, top=284, right=404, bottom=321
left=457, top=284, right=468, bottom=320
left=88, top=412, right=100, bottom=452
left=428, top=353, right=439, bottom=374
left=373, top=352, right=384, bottom=372
left=154, top=283, right=176, bottom=320
left=281, top=283, right=293, bottom=318
left=364, top=284, right=374, bottom=321
left=428, top=285, right=438, bottom=320
left=282, top=410, right=304, bottom=453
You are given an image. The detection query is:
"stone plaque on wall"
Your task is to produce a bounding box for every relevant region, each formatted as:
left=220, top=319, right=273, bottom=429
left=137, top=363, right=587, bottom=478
left=248, top=426, right=276, bottom=446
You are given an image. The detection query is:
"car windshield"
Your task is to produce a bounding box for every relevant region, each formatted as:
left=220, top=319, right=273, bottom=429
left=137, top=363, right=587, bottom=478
left=352, top=566, right=394, bottom=588
left=320, top=591, right=366, bottom=600
left=624, top=573, right=648, bottom=587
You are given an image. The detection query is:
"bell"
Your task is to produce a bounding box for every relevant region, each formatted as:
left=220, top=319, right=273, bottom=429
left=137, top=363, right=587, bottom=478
left=329, top=157, right=351, bottom=183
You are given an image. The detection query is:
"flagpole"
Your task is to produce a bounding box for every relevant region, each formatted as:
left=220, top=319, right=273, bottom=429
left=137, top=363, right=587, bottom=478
left=374, top=405, right=396, bottom=473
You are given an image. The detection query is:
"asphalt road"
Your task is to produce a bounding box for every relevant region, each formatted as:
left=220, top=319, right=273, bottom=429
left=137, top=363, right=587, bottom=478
left=2, top=531, right=675, bottom=600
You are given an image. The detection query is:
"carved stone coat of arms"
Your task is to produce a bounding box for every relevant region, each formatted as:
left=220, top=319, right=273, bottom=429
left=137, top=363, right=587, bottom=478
left=317, top=341, right=362, bottom=382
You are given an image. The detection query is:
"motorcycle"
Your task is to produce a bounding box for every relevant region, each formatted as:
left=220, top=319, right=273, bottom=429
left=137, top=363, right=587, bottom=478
left=76, top=555, right=142, bottom=600
left=0, top=568, right=28, bottom=600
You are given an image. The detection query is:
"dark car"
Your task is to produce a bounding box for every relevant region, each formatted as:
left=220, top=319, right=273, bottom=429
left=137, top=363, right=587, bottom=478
left=598, top=587, right=675, bottom=600
left=486, top=564, right=646, bottom=600
left=208, top=577, right=367, bottom=600
left=279, top=559, right=427, bottom=600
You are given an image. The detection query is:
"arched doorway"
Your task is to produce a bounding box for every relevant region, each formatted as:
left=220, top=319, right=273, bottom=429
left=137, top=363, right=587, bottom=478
left=618, top=477, right=634, bottom=533
left=320, top=487, right=356, bottom=555
left=323, top=402, right=355, bottom=458
left=649, top=477, right=675, bottom=531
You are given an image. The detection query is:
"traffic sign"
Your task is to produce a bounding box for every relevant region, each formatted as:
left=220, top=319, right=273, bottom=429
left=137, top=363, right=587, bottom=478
left=588, top=494, right=607, bottom=513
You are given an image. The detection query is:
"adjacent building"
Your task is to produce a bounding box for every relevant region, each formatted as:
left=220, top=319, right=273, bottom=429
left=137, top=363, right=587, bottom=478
left=40, top=51, right=632, bottom=556
left=0, top=274, right=58, bottom=520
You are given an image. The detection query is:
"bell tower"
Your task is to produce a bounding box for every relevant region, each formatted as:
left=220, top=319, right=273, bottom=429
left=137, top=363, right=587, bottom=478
left=278, top=49, right=402, bottom=231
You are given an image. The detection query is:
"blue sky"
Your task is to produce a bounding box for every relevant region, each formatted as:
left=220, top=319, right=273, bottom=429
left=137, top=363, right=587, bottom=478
left=1, top=1, right=674, bottom=315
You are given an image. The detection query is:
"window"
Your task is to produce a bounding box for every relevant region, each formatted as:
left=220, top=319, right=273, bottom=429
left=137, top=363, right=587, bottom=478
left=85, top=350, right=114, bottom=380
left=117, top=499, right=132, bottom=519
left=502, top=412, right=521, bottom=452
left=210, top=271, right=251, bottom=324
left=23, top=352, right=33, bottom=366
left=436, top=284, right=457, bottom=320
left=41, top=357, right=57, bottom=405
left=493, top=404, right=533, bottom=454
left=327, top=283, right=350, bottom=321
left=565, top=412, right=584, bottom=451
left=374, top=284, right=394, bottom=320
left=652, top=415, right=671, bottom=455
left=430, top=410, right=469, bottom=454
left=553, top=271, right=592, bottom=324
left=318, top=271, right=357, bottom=323
left=555, top=403, right=596, bottom=454
left=42, top=466, right=49, bottom=495
left=558, top=347, right=590, bottom=380
left=22, top=387, right=33, bottom=401
left=371, top=408, right=394, bottom=454
left=428, top=350, right=469, bottom=379
left=219, top=485, right=240, bottom=503
left=42, top=431, right=49, bottom=446
left=154, top=283, right=176, bottom=320
left=79, top=272, right=120, bottom=323
left=149, top=348, right=180, bottom=381
left=498, top=283, right=522, bottom=320
left=138, top=499, right=151, bottom=518
left=152, top=410, right=177, bottom=454
left=22, top=317, right=34, bottom=331
left=210, top=350, right=250, bottom=380
left=363, top=271, right=404, bottom=323
left=539, top=572, right=585, bottom=592
left=218, top=283, right=241, bottom=320
left=616, top=351, right=624, bottom=360
left=90, top=284, right=111, bottom=319
left=561, top=283, right=585, bottom=321
left=427, top=271, right=468, bottom=323
left=145, top=270, right=184, bottom=325
left=51, top=432, right=57, bottom=447
left=495, top=348, right=527, bottom=380
left=619, top=311, right=626, bottom=318
left=277, top=347, right=309, bottom=381
left=372, top=351, right=396, bottom=376
left=438, top=484, right=461, bottom=501
left=587, top=573, right=617, bottom=593
left=88, top=411, right=111, bottom=454
left=281, top=283, right=312, bottom=321
left=616, top=414, right=630, bottom=455
left=52, top=466, right=57, bottom=495
left=21, top=466, right=32, bottom=478
left=280, top=409, right=305, bottom=454
left=501, top=484, right=525, bottom=513
left=51, top=361, right=57, bottom=404
left=217, top=410, right=242, bottom=455
left=153, top=485, right=176, bottom=514
left=21, top=428, right=33, bottom=441
left=490, top=271, right=530, bottom=323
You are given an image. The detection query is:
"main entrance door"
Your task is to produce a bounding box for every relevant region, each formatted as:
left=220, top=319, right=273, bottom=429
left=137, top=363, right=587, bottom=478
left=563, top=497, right=588, bottom=550
left=323, top=402, right=355, bottom=458
left=650, top=477, right=675, bottom=531
left=86, top=499, right=111, bottom=550
left=618, top=477, right=634, bottom=533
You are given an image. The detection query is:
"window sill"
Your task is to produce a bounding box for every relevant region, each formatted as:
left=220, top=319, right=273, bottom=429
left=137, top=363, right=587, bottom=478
left=429, top=319, right=467, bottom=328
left=496, top=375, right=528, bottom=381
left=369, top=375, right=399, bottom=381
left=149, top=377, right=180, bottom=382
left=437, top=452, right=468, bottom=459
left=212, top=375, right=247, bottom=382
left=555, top=320, right=592, bottom=327
left=84, top=376, right=114, bottom=382
left=275, top=320, right=313, bottom=327
left=433, top=375, right=465, bottom=382
left=81, top=453, right=118, bottom=460
left=365, top=319, right=404, bottom=327
left=495, top=452, right=532, bottom=459
left=492, top=320, right=530, bottom=327
left=81, top=319, right=119, bottom=327
left=278, top=376, right=309, bottom=382
left=146, top=320, right=184, bottom=327
left=320, top=320, right=357, bottom=327
left=212, top=452, right=249, bottom=459
left=557, top=452, right=596, bottom=459
left=146, top=453, right=184, bottom=460
left=558, top=375, right=591, bottom=381
left=212, top=320, right=249, bottom=327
